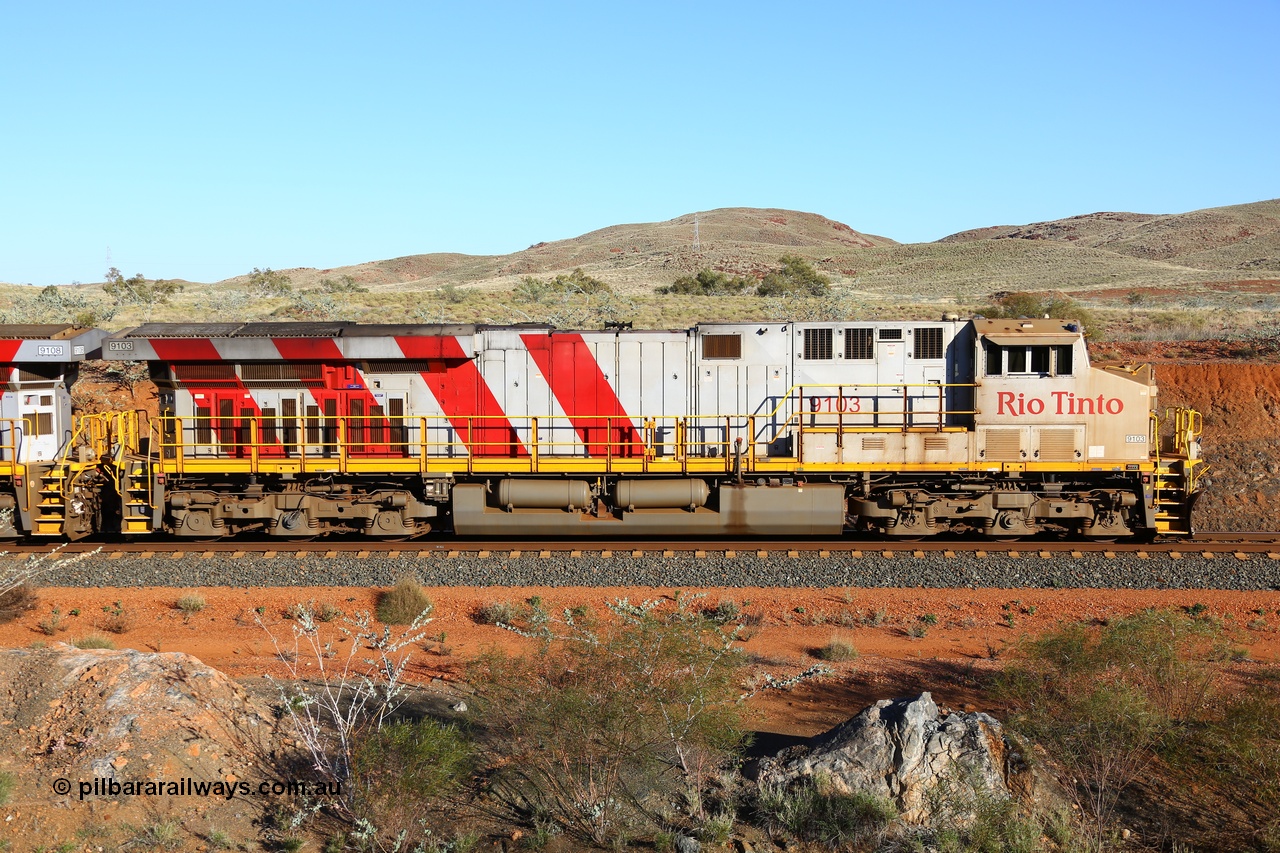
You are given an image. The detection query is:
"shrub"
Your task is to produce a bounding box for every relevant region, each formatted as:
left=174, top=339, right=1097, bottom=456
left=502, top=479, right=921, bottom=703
left=756, top=255, right=831, bottom=297
left=656, top=269, right=752, bottom=296
left=98, top=600, right=134, bottom=634
left=709, top=598, right=742, bottom=625
left=476, top=599, right=522, bottom=626
left=0, top=548, right=97, bottom=620
left=0, top=583, right=37, bottom=623
left=759, top=777, right=897, bottom=847
left=127, top=819, right=181, bottom=849
left=286, top=599, right=342, bottom=623
left=814, top=637, right=859, bottom=662
left=0, top=771, right=14, bottom=806
left=470, top=598, right=747, bottom=844
left=74, top=634, right=116, bottom=649
left=264, top=609, right=435, bottom=844
left=994, top=608, right=1275, bottom=847
left=247, top=267, right=292, bottom=297
left=350, top=718, right=474, bottom=845
left=515, top=268, right=612, bottom=303
left=377, top=578, right=433, bottom=625
left=861, top=607, right=888, bottom=627
left=319, top=275, right=367, bottom=294
left=176, top=594, right=206, bottom=614
left=980, top=290, right=1100, bottom=336
left=314, top=601, right=343, bottom=622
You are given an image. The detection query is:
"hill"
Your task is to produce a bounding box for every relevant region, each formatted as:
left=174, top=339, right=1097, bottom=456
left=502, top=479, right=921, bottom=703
left=281, top=199, right=1280, bottom=300
left=223, top=208, right=896, bottom=294
left=2, top=201, right=1278, bottom=334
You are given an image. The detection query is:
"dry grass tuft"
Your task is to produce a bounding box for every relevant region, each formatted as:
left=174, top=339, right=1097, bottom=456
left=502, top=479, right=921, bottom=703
left=0, top=583, right=39, bottom=623
left=377, top=578, right=433, bottom=625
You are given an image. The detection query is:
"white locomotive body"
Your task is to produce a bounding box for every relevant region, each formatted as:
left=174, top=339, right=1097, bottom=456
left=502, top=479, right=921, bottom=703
left=100, top=318, right=1203, bottom=540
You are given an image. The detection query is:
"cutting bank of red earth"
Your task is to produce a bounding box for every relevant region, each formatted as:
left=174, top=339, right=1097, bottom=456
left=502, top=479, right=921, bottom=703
left=1139, top=362, right=1279, bottom=531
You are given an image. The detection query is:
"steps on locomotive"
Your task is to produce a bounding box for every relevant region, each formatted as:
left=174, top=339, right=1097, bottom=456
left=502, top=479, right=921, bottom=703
left=1152, top=459, right=1194, bottom=535
left=31, top=469, right=69, bottom=536
left=119, top=456, right=153, bottom=534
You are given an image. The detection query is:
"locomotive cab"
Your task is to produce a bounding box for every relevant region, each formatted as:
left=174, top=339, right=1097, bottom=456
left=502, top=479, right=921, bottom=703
left=0, top=324, right=108, bottom=538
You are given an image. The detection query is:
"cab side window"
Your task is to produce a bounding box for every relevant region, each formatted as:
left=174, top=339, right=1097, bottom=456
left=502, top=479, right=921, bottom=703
left=985, top=342, right=1002, bottom=376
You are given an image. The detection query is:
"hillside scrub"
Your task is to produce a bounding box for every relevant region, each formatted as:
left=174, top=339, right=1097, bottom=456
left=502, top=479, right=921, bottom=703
left=979, top=290, right=1101, bottom=335
left=996, top=609, right=1280, bottom=850
left=755, top=254, right=831, bottom=297
left=468, top=596, right=749, bottom=845
left=655, top=268, right=752, bottom=296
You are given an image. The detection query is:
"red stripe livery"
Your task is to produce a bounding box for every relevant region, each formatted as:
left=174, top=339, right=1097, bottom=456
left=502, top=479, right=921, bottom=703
left=394, top=336, right=525, bottom=457
left=521, top=333, right=645, bottom=458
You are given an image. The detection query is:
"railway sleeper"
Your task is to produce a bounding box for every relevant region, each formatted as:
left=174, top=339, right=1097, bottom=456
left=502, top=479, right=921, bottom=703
left=166, top=489, right=437, bottom=538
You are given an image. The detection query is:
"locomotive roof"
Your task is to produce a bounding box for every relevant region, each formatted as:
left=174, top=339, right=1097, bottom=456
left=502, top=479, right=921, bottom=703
left=0, top=325, right=106, bottom=361
left=118, top=322, right=478, bottom=338
left=0, top=324, right=93, bottom=340
left=972, top=318, right=1083, bottom=345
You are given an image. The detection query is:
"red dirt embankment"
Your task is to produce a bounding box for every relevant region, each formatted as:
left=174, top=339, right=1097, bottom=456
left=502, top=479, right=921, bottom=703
left=1157, top=364, right=1280, bottom=531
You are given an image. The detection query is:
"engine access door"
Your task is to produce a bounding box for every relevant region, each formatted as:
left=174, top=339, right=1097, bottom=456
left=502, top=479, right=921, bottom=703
left=876, top=329, right=907, bottom=426
left=19, top=391, right=63, bottom=463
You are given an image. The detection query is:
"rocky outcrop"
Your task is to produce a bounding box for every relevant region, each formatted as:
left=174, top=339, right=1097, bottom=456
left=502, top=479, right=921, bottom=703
left=756, top=693, right=1025, bottom=824
left=0, top=644, right=277, bottom=788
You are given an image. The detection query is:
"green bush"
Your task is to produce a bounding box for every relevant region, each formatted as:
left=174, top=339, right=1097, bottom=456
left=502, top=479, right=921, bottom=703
left=760, top=778, right=897, bottom=847
left=656, top=269, right=752, bottom=296
left=980, top=290, right=1100, bottom=335
left=996, top=608, right=1280, bottom=848
left=246, top=267, right=292, bottom=297
left=708, top=598, right=742, bottom=625
left=470, top=598, right=747, bottom=844
left=515, top=268, right=612, bottom=303
left=756, top=255, right=830, bottom=297
left=376, top=578, right=433, bottom=625
left=0, top=771, right=14, bottom=806
left=351, top=718, right=474, bottom=843
left=319, top=275, right=367, bottom=294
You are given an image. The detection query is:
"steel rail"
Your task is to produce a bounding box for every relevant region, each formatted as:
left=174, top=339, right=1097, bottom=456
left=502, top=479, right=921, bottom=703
left=4, top=531, right=1278, bottom=558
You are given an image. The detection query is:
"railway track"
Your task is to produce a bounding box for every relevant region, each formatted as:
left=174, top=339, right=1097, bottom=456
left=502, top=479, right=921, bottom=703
left=7, top=531, right=1279, bottom=558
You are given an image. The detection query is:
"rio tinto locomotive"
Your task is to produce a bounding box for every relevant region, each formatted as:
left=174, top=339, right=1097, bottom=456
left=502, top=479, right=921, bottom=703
left=0, top=317, right=1203, bottom=541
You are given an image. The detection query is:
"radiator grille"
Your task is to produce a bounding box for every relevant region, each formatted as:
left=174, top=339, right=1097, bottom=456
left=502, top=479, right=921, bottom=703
left=1037, top=429, right=1077, bottom=461
left=984, top=429, right=1022, bottom=460
left=923, top=435, right=949, bottom=452
left=861, top=436, right=886, bottom=452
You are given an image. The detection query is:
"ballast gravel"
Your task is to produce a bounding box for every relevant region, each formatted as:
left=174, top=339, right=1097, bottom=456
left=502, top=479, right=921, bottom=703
left=31, top=549, right=1280, bottom=590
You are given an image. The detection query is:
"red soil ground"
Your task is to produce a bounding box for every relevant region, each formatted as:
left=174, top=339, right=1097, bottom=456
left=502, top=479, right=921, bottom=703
left=5, top=584, right=1279, bottom=736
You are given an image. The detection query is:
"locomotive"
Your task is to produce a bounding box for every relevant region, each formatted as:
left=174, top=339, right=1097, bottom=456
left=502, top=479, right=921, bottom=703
left=0, top=317, right=1203, bottom=541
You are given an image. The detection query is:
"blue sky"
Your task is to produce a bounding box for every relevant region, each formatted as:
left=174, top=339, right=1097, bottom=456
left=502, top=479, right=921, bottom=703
left=2, top=1, right=1277, bottom=286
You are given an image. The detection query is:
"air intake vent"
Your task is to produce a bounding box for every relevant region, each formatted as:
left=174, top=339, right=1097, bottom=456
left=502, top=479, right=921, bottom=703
left=1037, top=429, right=1077, bottom=461
left=923, top=436, right=948, bottom=452
left=862, top=436, right=886, bottom=452
left=984, top=429, right=1022, bottom=460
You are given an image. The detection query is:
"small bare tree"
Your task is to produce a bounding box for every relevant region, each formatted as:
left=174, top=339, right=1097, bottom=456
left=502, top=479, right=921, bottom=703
left=260, top=607, right=433, bottom=821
